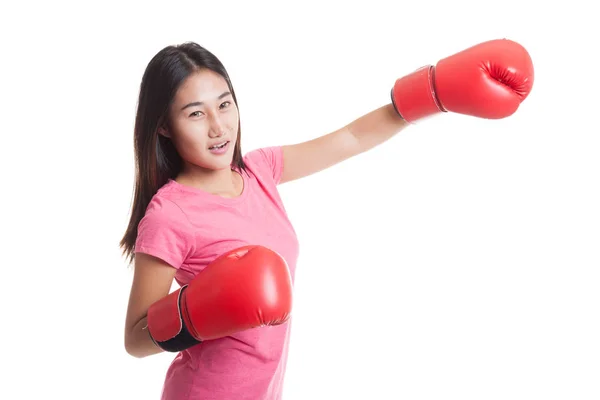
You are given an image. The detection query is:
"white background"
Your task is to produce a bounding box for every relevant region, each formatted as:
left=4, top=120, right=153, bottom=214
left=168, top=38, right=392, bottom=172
left=1, top=1, right=599, bottom=399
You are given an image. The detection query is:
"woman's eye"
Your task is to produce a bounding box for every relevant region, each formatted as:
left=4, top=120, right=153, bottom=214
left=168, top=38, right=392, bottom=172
left=190, top=111, right=203, bottom=117
left=220, top=101, right=231, bottom=109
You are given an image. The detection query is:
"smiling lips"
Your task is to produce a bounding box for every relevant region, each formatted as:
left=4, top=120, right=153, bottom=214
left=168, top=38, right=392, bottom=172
left=208, top=140, right=230, bottom=154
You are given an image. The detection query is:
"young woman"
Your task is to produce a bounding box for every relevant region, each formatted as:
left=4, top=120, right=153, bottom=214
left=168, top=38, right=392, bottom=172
left=121, top=40, right=533, bottom=399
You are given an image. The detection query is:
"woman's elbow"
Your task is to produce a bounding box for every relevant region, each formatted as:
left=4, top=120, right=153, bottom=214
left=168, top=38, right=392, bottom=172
left=124, top=334, right=146, bottom=359
left=124, top=325, right=163, bottom=359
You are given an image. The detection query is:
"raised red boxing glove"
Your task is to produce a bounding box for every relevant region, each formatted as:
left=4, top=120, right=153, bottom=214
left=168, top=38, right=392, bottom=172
left=391, top=39, right=534, bottom=123
left=146, top=245, right=293, bottom=352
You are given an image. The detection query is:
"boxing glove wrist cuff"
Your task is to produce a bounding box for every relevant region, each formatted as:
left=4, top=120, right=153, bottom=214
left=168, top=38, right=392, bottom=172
left=147, top=285, right=202, bottom=352
left=391, top=65, right=445, bottom=123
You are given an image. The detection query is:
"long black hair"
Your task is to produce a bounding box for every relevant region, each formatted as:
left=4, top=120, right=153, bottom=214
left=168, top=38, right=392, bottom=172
left=120, top=42, right=246, bottom=264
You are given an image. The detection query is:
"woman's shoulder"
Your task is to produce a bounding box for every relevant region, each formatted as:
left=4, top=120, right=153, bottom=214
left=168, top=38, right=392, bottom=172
left=242, top=146, right=284, bottom=184
left=243, top=145, right=282, bottom=164
left=142, top=181, right=191, bottom=224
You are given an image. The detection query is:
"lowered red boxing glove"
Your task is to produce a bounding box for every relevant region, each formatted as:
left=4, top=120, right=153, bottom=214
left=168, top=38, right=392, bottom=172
left=391, top=39, right=534, bottom=123
left=146, top=245, right=293, bottom=352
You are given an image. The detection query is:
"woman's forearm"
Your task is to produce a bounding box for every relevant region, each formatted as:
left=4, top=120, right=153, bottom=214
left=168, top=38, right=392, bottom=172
left=346, top=103, right=409, bottom=153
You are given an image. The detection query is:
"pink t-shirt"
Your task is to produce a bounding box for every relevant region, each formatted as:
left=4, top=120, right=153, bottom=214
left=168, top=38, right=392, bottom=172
left=134, top=146, right=299, bottom=400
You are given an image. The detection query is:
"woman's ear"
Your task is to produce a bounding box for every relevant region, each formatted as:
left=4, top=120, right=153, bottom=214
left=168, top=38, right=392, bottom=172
left=158, top=126, right=171, bottom=138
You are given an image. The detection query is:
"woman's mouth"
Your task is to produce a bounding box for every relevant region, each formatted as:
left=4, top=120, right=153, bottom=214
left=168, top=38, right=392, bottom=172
left=209, top=141, right=230, bottom=154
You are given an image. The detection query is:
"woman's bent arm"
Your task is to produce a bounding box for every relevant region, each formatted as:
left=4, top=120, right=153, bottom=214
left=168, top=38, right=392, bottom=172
left=124, top=252, right=178, bottom=358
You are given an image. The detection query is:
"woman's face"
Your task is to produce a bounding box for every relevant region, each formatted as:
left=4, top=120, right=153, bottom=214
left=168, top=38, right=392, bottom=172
left=164, top=68, right=239, bottom=172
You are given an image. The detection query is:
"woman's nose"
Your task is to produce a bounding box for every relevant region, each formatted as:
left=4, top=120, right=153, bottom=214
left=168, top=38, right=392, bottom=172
left=209, top=129, right=224, bottom=138
left=208, top=115, right=225, bottom=138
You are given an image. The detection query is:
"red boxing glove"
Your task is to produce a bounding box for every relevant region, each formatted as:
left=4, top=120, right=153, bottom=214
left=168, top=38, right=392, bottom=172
left=391, top=39, right=534, bottom=123
left=146, top=245, right=293, bottom=352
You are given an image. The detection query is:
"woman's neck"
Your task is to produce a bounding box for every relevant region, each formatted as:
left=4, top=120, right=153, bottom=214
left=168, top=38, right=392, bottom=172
left=176, top=165, right=243, bottom=198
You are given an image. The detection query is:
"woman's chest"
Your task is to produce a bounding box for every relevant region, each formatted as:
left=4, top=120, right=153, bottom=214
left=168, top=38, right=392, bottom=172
left=181, top=201, right=300, bottom=283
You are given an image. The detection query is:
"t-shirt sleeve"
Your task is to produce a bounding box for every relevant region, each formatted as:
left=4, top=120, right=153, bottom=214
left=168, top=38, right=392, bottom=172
left=244, top=146, right=284, bottom=185
left=134, top=197, right=195, bottom=269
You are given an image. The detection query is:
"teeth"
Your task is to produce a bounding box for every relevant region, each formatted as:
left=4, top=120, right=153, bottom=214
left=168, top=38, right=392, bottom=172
left=210, top=141, right=227, bottom=150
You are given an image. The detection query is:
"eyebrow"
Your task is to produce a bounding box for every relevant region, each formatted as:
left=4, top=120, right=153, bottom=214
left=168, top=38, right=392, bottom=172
left=180, top=91, right=232, bottom=111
